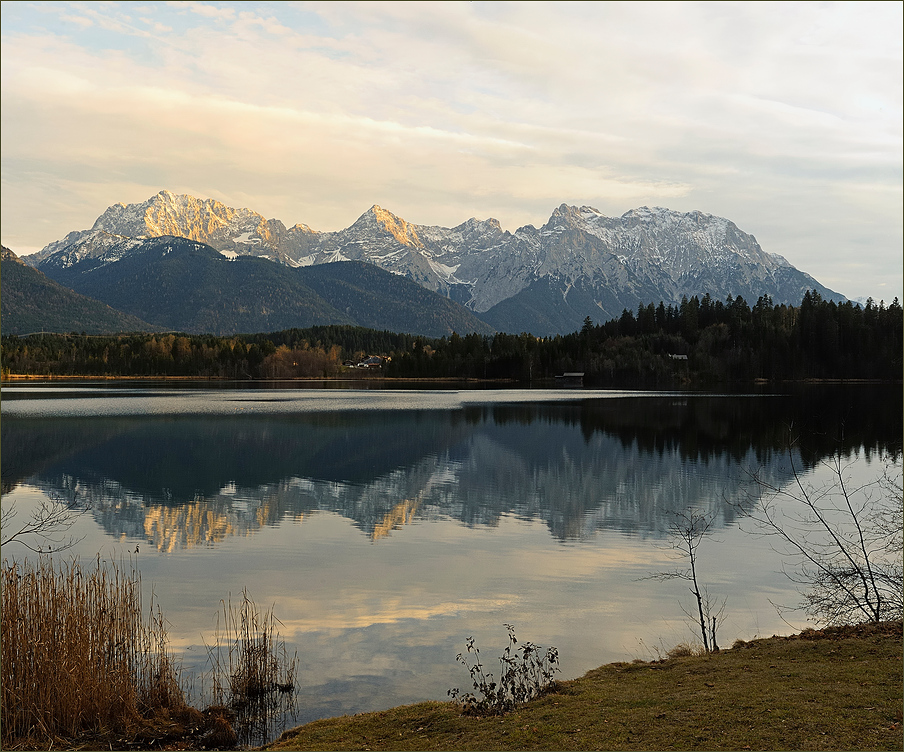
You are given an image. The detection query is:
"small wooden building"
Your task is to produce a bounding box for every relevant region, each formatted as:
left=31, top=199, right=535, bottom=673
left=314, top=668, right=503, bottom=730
left=555, top=372, right=584, bottom=387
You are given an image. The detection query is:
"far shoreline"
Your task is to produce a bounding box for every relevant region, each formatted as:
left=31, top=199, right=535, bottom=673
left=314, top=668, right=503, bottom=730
left=2, top=374, right=898, bottom=386
left=0, top=373, right=516, bottom=382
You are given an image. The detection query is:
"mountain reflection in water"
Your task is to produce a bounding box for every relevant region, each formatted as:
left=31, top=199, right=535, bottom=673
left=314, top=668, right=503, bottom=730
left=3, top=387, right=899, bottom=551
left=3, top=384, right=901, bottom=733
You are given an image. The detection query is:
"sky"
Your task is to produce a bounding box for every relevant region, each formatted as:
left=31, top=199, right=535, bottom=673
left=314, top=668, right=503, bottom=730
left=1, top=1, right=901, bottom=303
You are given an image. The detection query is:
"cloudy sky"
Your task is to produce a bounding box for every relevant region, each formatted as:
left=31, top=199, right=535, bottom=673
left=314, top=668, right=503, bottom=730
left=2, top=1, right=901, bottom=302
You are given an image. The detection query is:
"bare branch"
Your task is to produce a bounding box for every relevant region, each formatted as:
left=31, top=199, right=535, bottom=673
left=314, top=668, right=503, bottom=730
left=1, top=489, right=88, bottom=554
left=646, top=508, right=723, bottom=653
left=739, top=439, right=902, bottom=626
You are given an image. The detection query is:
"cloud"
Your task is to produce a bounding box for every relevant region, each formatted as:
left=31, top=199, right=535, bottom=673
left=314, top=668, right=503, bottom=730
left=1, top=1, right=901, bottom=300
left=140, top=17, right=174, bottom=34
left=58, top=12, right=94, bottom=28
left=168, top=1, right=237, bottom=21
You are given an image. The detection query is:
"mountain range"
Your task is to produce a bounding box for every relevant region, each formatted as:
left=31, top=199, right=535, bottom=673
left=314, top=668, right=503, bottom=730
left=15, top=190, right=846, bottom=337
left=4, top=240, right=493, bottom=338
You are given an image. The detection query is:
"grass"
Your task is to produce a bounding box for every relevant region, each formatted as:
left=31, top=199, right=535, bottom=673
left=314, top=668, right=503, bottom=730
left=1, top=556, right=296, bottom=750
left=266, top=621, right=902, bottom=752
left=205, top=590, right=299, bottom=748
left=1, top=555, right=186, bottom=748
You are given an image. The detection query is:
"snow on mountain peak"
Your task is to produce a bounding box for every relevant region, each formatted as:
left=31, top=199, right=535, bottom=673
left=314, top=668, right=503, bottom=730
left=364, top=205, right=425, bottom=249
left=85, top=191, right=296, bottom=257
left=32, top=191, right=845, bottom=330
left=622, top=206, right=687, bottom=222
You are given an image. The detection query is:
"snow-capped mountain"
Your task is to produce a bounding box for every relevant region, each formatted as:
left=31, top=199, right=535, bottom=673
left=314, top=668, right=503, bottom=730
left=28, top=191, right=316, bottom=269
left=28, top=191, right=845, bottom=335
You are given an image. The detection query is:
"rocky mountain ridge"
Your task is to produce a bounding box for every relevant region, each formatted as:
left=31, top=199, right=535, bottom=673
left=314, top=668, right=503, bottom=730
left=26, top=191, right=845, bottom=336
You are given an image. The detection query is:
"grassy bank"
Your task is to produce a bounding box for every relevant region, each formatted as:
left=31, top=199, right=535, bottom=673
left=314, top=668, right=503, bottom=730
left=267, top=621, right=902, bottom=752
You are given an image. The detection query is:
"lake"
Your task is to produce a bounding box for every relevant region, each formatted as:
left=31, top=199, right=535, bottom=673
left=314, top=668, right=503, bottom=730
left=1, top=382, right=900, bottom=740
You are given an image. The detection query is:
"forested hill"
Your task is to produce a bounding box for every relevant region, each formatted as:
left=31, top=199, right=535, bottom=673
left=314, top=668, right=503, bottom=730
left=1, top=292, right=900, bottom=386
left=0, top=245, right=156, bottom=335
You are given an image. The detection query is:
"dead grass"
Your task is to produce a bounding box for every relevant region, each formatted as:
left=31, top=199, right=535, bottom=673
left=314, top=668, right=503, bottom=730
left=1, top=556, right=187, bottom=748
left=665, top=641, right=708, bottom=659
left=266, top=621, right=902, bottom=752
left=1, top=557, right=295, bottom=750
left=205, top=590, right=299, bottom=748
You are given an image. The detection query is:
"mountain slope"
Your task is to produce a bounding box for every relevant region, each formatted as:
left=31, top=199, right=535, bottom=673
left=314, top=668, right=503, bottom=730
left=42, top=237, right=350, bottom=335
left=39, top=237, right=495, bottom=337
left=297, top=262, right=494, bottom=337
left=29, top=191, right=847, bottom=336
left=472, top=204, right=844, bottom=331
left=1, top=246, right=156, bottom=335
left=479, top=277, right=639, bottom=337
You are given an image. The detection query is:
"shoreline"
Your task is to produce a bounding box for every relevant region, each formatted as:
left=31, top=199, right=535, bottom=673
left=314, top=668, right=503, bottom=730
left=0, top=373, right=520, bottom=384
left=265, top=621, right=902, bottom=751
left=1, top=371, right=899, bottom=385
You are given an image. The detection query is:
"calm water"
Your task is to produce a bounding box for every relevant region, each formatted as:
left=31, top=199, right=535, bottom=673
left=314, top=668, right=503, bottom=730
left=2, top=383, right=900, bottom=735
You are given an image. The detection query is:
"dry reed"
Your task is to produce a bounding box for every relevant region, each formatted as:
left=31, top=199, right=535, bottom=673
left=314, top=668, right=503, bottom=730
left=205, top=590, right=298, bottom=749
left=1, top=555, right=185, bottom=748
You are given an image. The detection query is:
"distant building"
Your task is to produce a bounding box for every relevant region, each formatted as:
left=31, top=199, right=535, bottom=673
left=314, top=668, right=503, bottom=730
left=555, top=372, right=584, bottom=387
left=357, top=356, right=384, bottom=368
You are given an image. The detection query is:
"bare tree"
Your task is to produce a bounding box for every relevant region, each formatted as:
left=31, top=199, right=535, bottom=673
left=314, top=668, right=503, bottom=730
left=743, top=443, right=902, bottom=626
left=645, top=508, right=725, bottom=653
left=1, top=475, right=87, bottom=553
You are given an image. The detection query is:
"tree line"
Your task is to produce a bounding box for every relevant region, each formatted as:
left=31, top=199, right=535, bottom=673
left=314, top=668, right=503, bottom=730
left=386, top=292, right=901, bottom=385
left=1, top=292, right=900, bottom=385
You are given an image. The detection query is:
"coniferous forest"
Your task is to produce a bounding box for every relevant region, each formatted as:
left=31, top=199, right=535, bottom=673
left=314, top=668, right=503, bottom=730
left=1, top=292, right=900, bottom=386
